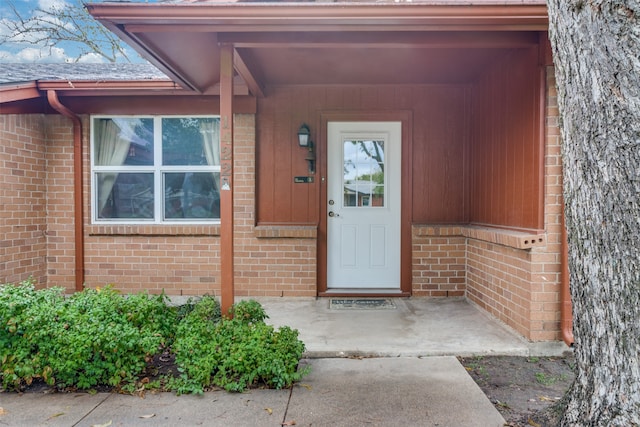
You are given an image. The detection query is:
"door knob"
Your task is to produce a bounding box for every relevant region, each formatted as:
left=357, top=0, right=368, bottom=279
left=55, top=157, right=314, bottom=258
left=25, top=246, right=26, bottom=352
left=328, top=211, right=339, bottom=217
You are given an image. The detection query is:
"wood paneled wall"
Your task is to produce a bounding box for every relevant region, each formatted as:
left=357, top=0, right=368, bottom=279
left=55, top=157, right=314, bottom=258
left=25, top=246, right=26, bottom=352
left=256, top=85, right=470, bottom=225
left=469, top=47, right=543, bottom=230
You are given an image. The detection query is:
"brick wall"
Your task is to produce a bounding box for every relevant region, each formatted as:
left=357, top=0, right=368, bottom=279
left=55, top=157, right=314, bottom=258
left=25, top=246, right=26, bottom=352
left=466, top=239, right=534, bottom=338
left=45, top=115, right=77, bottom=292
left=532, top=65, right=563, bottom=341
left=0, top=114, right=48, bottom=287
left=46, top=114, right=318, bottom=297
left=412, top=226, right=466, bottom=297
left=80, top=114, right=224, bottom=296
left=465, top=66, right=563, bottom=341
left=4, top=67, right=562, bottom=340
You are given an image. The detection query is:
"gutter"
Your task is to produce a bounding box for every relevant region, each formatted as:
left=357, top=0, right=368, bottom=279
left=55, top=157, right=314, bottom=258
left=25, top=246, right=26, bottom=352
left=560, top=194, right=574, bottom=347
left=46, top=90, right=85, bottom=292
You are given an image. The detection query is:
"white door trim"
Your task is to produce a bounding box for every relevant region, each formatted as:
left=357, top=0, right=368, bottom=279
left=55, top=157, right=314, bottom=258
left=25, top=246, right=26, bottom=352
left=326, top=121, right=402, bottom=290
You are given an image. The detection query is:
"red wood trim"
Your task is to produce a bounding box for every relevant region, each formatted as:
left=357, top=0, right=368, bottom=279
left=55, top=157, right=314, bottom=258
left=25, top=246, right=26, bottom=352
left=538, top=31, right=554, bottom=66
left=233, top=49, right=264, bottom=98
left=120, top=27, right=203, bottom=93
left=38, top=80, right=180, bottom=91
left=537, top=55, right=547, bottom=230
left=318, top=111, right=413, bottom=296
left=219, top=44, right=235, bottom=316
left=400, top=112, right=413, bottom=295
left=219, top=31, right=541, bottom=49
left=318, top=291, right=411, bottom=298
left=63, top=96, right=256, bottom=115
left=89, top=3, right=549, bottom=31
left=0, top=82, right=41, bottom=103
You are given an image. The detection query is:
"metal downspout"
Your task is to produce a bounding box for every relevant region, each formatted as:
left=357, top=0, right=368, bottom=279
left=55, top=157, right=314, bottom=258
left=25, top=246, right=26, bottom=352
left=46, top=90, right=84, bottom=292
left=560, top=194, right=574, bottom=347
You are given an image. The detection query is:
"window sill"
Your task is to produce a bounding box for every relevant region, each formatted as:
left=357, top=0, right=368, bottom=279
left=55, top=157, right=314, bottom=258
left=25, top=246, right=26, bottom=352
left=412, top=224, right=546, bottom=250
left=87, top=224, right=220, bottom=236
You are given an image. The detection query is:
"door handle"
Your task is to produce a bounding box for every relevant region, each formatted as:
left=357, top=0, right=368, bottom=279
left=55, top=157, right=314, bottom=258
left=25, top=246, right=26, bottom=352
left=328, top=211, right=339, bottom=217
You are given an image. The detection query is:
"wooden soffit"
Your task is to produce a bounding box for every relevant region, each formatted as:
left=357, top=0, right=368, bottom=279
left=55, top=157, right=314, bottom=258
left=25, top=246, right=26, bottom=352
left=87, top=1, right=549, bottom=95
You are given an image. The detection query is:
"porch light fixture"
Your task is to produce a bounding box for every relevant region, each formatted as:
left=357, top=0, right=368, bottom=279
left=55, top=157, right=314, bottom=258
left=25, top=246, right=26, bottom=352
left=298, top=123, right=310, bottom=147
left=297, top=123, right=315, bottom=174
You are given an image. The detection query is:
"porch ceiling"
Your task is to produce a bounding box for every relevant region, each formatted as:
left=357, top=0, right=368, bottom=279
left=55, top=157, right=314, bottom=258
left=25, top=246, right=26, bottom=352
left=87, top=2, right=549, bottom=95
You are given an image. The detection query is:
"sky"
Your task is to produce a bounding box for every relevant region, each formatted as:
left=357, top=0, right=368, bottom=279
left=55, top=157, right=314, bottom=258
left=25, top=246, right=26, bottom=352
left=0, top=0, right=146, bottom=63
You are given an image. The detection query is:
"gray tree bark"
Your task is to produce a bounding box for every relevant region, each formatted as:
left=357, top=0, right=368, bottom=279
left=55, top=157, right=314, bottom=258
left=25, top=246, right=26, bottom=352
left=546, top=1, right=640, bottom=425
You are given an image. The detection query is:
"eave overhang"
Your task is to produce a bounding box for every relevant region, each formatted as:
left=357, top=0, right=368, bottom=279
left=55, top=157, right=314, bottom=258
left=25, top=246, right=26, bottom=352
left=0, top=82, right=41, bottom=104
left=87, top=2, right=549, bottom=95
left=35, top=75, right=249, bottom=97
left=88, top=2, right=549, bottom=31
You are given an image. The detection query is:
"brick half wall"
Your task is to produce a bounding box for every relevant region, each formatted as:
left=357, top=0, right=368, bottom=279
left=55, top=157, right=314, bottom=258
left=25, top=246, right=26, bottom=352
left=0, top=114, right=48, bottom=287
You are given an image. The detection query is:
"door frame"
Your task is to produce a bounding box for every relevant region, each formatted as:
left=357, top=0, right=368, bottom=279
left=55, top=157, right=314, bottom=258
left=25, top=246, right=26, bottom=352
left=318, top=111, right=413, bottom=296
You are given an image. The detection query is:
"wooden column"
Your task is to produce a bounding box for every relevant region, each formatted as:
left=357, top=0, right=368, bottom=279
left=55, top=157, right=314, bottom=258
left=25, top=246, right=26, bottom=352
left=219, top=44, right=234, bottom=315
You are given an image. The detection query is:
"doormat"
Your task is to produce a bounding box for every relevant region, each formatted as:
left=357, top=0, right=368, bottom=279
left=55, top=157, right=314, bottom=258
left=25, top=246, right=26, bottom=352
left=329, top=298, right=396, bottom=310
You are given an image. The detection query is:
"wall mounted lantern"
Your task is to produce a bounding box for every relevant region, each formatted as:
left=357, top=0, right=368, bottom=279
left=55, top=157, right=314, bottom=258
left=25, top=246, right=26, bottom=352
left=297, top=123, right=315, bottom=174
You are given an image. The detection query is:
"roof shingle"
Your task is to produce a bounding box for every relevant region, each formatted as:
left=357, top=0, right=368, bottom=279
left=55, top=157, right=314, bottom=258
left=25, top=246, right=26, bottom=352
left=0, top=63, right=168, bottom=85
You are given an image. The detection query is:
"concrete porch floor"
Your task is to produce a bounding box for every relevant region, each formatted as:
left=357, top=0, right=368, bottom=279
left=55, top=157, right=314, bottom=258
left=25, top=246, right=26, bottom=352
left=255, top=297, right=569, bottom=358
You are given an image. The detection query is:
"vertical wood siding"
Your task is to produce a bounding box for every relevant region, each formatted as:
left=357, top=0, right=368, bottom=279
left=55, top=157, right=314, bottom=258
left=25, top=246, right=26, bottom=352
left=256, top=85, right=470, bottom=225
left=469, top=47, right=543, bottom=230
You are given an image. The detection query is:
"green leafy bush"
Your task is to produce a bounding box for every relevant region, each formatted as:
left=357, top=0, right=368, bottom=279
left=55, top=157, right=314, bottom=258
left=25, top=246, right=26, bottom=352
left=0, top=279, right=65, bottom=389
left=45, top=287, right=174, bottom=389
left=1, top=283, right=308, bottom=394
left=0, top=281, right=175, bottom=391
left=173, top=299, right=308, bottom=393
left=171, top=295, right=223, bottom=392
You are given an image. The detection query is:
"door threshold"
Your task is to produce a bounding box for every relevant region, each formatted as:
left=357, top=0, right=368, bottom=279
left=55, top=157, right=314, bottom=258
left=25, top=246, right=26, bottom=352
left=320, top=288, right=409, bottom=297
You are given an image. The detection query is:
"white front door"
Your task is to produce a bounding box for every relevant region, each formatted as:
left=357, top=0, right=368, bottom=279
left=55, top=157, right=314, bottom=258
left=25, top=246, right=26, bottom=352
left=327, top=122, right=401, bottom=290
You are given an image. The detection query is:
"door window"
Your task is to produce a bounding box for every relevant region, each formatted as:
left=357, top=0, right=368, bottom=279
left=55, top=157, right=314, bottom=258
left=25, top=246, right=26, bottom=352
left=343, top=140, right=385, bottom=208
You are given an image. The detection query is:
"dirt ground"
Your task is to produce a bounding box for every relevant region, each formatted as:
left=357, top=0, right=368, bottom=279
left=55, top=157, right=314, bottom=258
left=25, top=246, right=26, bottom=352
left=458, top=354, right=575, bottom=427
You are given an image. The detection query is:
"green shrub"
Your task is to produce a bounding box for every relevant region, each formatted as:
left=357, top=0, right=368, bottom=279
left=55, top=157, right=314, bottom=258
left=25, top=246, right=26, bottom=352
left=173, top=299, right=308, bottom=393
left=0, top=279, right=65, bottom=389
left=1, top=285, right=308, bottom=395
left=229, top=299, right=268, bottom=323
left=0, top=282, right=175, bottom=391
left=171, top=295, right=223, bottom=392
left=45, top=286, right=172, bottom=389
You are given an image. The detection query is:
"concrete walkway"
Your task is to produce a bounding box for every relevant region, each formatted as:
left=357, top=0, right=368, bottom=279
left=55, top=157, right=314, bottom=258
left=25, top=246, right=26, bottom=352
left=0, top=358, right=504, bottom=427
left=260, top=296, right=567, bottom=357
left=0, top=297, right=569, bottom=427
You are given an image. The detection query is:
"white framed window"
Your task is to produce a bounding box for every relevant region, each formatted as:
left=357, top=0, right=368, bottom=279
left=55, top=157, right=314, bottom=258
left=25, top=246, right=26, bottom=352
left=91, top=116, right=221, bottom=224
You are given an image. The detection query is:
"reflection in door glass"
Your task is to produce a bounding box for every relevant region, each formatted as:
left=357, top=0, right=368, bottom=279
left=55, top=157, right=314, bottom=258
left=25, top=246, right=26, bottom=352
left=343, top=140, right=385, bottom=207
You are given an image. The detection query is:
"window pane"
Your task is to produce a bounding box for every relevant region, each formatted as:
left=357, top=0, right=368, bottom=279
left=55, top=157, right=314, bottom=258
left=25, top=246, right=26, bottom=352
left=372, top=185, right=385, bottom=206
left=93, top=118, right=154, bottom=167
left=164, top=172, right=220, bottom=219
left=96, top=173, right=154, bottom=219
left=162, top=118, right=220, bottom=166
left=343, top=140, right=385, bottom=208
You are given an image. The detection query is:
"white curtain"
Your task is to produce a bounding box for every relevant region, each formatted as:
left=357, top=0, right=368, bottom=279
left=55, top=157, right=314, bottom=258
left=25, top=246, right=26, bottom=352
left=95, top=119, right=131, bottom=213
left=201, top=119, right=220, bottom=190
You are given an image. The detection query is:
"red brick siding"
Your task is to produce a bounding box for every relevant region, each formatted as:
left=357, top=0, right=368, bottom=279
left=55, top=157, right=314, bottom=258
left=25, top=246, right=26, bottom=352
left=0, top=114, right=48, bottom=287
left=465, top=66, right=562, bottom=341
left=4, top=66, right=562, bottom=341
left=44, top=115, right=77, bottom=292
left=60, top=114, right=317, bottom=297
left=412, top=226, right=466, bottom=297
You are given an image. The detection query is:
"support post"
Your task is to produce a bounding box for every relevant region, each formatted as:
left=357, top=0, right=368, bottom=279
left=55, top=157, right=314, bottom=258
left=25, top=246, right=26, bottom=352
left=219, top=44, right=234, bottom=315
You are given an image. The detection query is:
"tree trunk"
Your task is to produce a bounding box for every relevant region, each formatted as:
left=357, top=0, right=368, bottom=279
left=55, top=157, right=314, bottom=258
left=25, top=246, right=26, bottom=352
left=546, top=1, right=640, bottom=425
